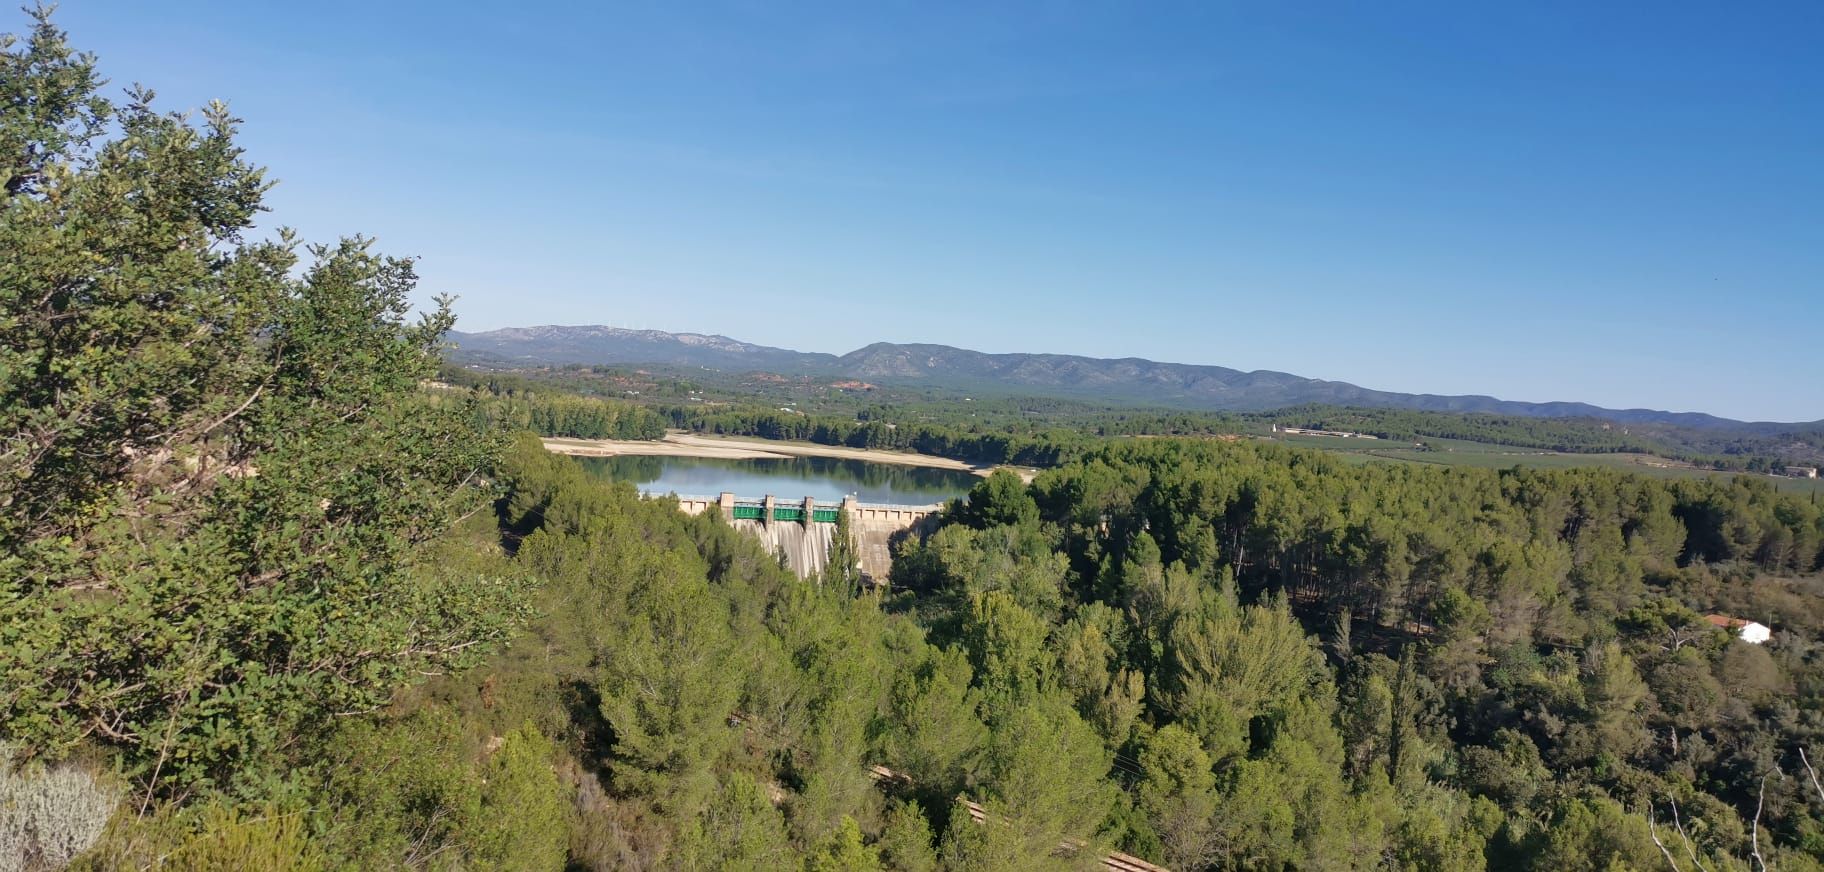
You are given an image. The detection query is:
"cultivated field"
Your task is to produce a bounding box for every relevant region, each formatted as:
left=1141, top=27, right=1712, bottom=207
left=1267, top=431, right=1824, bottom=497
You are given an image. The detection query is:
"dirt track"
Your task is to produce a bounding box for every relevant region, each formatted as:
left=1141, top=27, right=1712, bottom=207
left=541, top=431, right=1025, bottom=479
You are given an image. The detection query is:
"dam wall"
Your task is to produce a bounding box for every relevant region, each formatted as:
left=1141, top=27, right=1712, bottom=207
left=644, top=492, right=941, bottom=583
left=848, top=507, right=941, bottom=583
left=731, top=518, right=838, bottom=578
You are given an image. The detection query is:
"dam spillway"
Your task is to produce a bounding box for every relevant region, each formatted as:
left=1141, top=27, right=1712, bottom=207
left=652, top=492, right=941, bottom=581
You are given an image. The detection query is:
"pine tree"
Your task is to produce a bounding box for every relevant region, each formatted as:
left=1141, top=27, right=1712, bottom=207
left=824, top=506, right=862, bottom=595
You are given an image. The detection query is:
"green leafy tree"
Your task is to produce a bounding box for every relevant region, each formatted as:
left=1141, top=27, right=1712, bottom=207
left=310, top=707, right=484, bottom=868
left=474, top=724, right=569, bottom=871
left=1135, top=724, right=1217, bottom=869
left=876, top=799, right=938, bottom=872
left=672, top=771, right=796, bottom=871
left=0, top=9, right=524, bottom=799
left=804, top=816, right=882, bottom=872
left=1162, top=596, right=1321, bottom=764
left=825, top=506, right=863, bottom=595
left=593, top=552, right=741, bottom=810
left=1386, top=787, right=1492, bottom=872
left=960, top=469, right=1039, bottom=529
left=1456, top=729, right=1550, bottom=811
left=1574, top=642, right=1652, bottom=765
left=875, top=645, right=986, bottom=802
left=1056, top=607, right=1145, bottom=747
left=961, top=693, right=1116, bottom=871
left=765, top=587, right=888, bottom=843
left=1525, top=796, right=1659, bottom=871
left=961, top=591, right=1053, bottom=713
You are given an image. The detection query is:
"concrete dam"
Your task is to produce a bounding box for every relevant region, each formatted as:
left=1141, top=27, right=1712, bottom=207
left=656, top=492, right=941, bottom=582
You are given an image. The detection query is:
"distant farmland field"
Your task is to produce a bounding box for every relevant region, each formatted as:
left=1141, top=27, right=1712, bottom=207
left=1263, top=431, right=1824, bottom=498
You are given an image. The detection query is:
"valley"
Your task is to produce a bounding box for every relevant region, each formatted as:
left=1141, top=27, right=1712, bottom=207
left=8, top=9, right=1823, bottom=872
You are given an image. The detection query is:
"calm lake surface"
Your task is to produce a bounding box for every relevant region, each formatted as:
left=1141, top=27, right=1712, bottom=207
left=573, top=454, right=979, bottom=505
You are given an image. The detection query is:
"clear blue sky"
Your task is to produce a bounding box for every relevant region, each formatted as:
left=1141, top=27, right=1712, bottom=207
left=45, top=2, right=1823, bottom=421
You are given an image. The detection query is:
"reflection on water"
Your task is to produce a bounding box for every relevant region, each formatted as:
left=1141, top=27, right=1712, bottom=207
left=573, top=454, right=978, bottom=505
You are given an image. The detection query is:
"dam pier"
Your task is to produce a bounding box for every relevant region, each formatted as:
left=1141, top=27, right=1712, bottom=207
left=655, top=492, right=942, bottom=582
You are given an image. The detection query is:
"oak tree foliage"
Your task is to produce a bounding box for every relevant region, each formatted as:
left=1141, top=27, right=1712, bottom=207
left=0, top=8, right=526, bottom=798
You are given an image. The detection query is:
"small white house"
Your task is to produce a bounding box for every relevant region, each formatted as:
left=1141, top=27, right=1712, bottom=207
left=1705, top=614, right=1772, bottom=645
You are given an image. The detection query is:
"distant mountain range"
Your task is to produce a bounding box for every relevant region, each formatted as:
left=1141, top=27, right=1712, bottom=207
left=448, top=325, right=1815, bottom=429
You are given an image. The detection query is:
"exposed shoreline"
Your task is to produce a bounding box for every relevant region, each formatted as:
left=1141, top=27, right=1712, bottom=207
left=541, top=431, right=1033, bottom=480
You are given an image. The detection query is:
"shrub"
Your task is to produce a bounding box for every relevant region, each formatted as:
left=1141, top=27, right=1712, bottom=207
left=0, top=744, right=120, bottom=871
left=158, top=804, right=323, bottom=872
left=72, top=800, right=321, bottom=872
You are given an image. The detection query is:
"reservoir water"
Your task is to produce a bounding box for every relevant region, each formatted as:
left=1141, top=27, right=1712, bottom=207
left=573, top=454, right=979, bottom=506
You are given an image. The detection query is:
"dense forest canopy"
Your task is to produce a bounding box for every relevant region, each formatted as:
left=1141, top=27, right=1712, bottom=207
left=884, top=442, right=1824, bottom=868
left=7, top=10, right=1824, bottom=871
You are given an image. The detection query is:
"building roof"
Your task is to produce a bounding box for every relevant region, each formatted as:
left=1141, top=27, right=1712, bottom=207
left=1704, top=614, right=1752, bottom=629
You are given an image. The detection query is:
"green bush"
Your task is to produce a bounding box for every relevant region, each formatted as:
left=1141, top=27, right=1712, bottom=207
left=73, top=800, right=320, bottom=872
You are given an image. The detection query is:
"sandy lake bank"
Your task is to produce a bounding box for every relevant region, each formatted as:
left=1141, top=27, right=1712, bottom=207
left=541, top=431, right=1039, bottom=481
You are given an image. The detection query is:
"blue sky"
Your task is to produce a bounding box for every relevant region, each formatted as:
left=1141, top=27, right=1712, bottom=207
left=44, top=2, right=1823, bottom=420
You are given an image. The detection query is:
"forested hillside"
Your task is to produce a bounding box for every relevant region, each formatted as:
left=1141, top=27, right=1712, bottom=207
left=8, top=10, right=1824, bottom=872
left=37, top=425, right=1824, bottom=869
left=439, top=359, right=1820, bottom=472
left=446, top=326, right=1821, bottom=437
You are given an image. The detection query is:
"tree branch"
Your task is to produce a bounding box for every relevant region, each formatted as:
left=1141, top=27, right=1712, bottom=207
left=1801, top=747, right=1824, bottom=806
left=1751, top=771, right=1771, bottom=872
left=1648, top=808, right=1684, bottom=872
left=1667, top=797, right=1710, bottom=872
left=189, top=381, right=266, bottom=442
